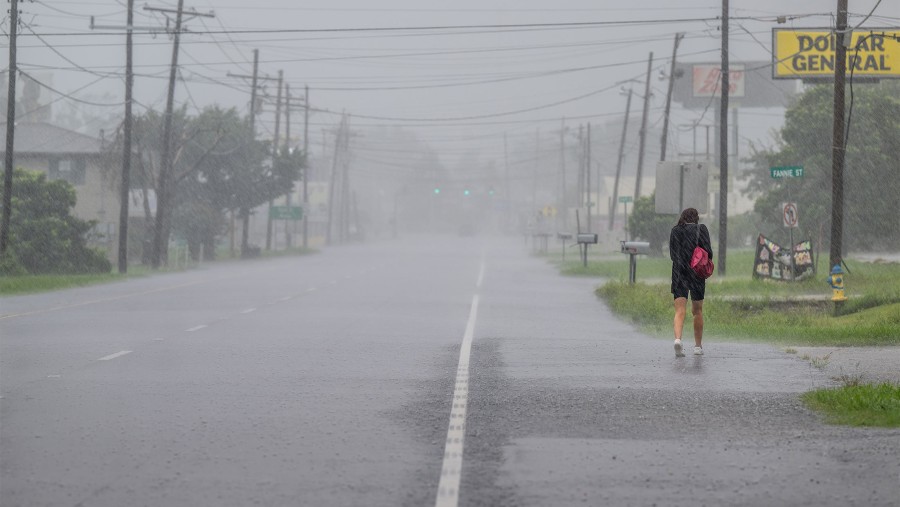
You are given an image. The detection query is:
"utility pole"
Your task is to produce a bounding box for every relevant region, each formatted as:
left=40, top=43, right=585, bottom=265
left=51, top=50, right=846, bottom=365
left=326, top=116, right=344, bottom=245
left=609, top=88, right=633, bottom=231
left=1, top=0, right=19, bottom=256
left=585, top=123, right=591, bottom=233
left=504, top=132, right=510, bottom=229
left=284, top=83, right=293, bottom=249
left=719, top=0, right=730, bottom=276
left=302, top=85, right=309, bottom=250
left=117, top=0, right=135, bottom=273
left=265, top=69, right=283, bottom=251
left=227, top=50, right=281, bottom=256
left=558, top=118, right=567, bottom=230
left=660, top=33, right=684, bottom=162
left=91, top=5, right=171, bottom=271
left=532, top=129, right=539, bottom=217
left=635, top=52, right=653, bottom=199
left=147, top=1, right=213, bottom=268
left=830, top=0, right=848, bottom=269
left=151, top=0, right=186, bottom=269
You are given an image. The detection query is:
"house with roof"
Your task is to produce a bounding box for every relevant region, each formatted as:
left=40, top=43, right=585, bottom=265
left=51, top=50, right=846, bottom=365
left=1, top=122, right=120, bottom=257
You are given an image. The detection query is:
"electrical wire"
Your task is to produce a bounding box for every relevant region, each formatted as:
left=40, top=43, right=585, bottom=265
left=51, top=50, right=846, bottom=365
left=18, top=70, right=124, bottom=107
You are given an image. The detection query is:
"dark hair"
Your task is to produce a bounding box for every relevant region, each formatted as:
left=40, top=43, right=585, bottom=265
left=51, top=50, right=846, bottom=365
left=677, top=208, right=699, bottom=226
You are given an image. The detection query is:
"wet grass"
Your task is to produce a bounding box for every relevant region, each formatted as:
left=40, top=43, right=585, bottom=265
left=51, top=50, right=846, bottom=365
left=596, top=281, right=900, bottom=346
left=579, top=250, right=900, bottom=346
left=0, top=272, right=129, bottom=296
left=802, top=384, right=900, bottom=427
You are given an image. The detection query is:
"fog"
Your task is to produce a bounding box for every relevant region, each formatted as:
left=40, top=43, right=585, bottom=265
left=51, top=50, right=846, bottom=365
left=3, top=2, right=900, bottom=506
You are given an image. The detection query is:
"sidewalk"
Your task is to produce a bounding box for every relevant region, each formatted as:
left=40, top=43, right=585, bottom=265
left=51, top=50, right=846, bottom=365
left=787, top=346, right=900, bottom=385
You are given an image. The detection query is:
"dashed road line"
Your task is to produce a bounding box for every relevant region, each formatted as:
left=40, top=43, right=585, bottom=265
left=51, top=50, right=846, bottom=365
left=97, top=351, right=132, bottom=361
left=185, top=325, right=208, bottom=332
left=240, top=308, right=256, bottom=314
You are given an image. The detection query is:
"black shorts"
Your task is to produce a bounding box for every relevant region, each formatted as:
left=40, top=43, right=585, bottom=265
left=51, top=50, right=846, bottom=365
left=672, top=273, right=705, bottom=301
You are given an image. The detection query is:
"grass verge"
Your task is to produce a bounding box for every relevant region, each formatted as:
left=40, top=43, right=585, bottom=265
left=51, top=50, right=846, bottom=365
left=801, top=384, right=900, bottom=427
left=0, top=272, right=128, bottom=296
left=597, top=281, right=900, bottom=346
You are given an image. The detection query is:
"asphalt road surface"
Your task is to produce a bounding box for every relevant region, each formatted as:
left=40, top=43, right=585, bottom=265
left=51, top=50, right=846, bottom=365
left=2, top=236, right=898, bottom=507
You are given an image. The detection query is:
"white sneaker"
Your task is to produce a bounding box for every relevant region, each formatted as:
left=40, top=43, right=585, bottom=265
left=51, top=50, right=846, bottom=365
left=694, top=346, right=704, bottom=356
left=674, top=339, right=685, bottom=357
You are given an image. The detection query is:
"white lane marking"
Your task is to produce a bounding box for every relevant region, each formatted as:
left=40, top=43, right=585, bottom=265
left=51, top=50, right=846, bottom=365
left=476, top=260, right=486, bottom=289
left=186, top=325, right=208, bottom=332
left=279, top=296, right=292, bottom=301
left=97, top=350, right=132, bottom=361
left=240, top=308, right=256, bottom=314
left=307, top=287, right=317, bottom=292
left=47, top=375, right=61, bottom=378
left=435, top=294, right=480, bottom=507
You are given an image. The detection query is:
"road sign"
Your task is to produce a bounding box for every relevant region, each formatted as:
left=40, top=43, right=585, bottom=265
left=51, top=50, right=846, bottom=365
left=770, top=166, right=804, bottom=178
left=782, top=202, right=798, bottom=228
left=618, top=196, right=633, bottom=204
left=269, top=205, right=303, bottom=220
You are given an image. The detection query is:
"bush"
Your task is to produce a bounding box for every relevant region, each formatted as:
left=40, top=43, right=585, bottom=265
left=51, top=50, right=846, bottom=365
left=0, top=169, right=112, bottom=274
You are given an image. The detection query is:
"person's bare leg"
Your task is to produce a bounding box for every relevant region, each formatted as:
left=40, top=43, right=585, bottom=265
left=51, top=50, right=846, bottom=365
left=692, top=300, right=704, bottom=347
left=673, top=297, right=687, bottom=340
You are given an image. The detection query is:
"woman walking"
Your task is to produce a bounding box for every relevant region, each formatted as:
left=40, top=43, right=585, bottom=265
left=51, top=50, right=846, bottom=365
left=669, top=208, right=712, bottom=357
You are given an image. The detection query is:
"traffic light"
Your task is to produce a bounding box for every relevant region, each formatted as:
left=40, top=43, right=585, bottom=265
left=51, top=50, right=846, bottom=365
left=488, top=187, right=495, bottom=196
left=433, top=187, right=441, bottom=195
left=463, top=189, right=470, bottom=196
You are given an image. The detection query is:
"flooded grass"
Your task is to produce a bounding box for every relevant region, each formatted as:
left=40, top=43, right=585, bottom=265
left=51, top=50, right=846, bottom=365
left=802, top=384, right=900, bottom=427
left=596, top=281, right=900, bottom=346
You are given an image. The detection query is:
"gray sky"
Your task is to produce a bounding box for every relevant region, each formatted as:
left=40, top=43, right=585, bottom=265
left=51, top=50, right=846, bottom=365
left=6, top=0, right=898, bottom=169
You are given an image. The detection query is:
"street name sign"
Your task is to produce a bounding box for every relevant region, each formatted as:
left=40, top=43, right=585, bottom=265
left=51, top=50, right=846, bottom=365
left=770, top=166, right=804, bottom=179
left=618, top=196, right=633, bottom=203
left=269, top=205, right=303, bottom=220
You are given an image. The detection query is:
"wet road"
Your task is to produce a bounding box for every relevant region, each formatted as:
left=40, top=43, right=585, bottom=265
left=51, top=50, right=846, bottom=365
left=1, top=236, right=898, bottom=507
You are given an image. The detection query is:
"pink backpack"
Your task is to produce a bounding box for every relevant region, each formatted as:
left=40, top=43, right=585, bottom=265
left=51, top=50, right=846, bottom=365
left=690, top=225, right=715, bottom=279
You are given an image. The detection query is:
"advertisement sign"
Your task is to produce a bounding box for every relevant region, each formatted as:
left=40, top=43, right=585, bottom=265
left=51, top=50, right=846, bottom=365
left=692, top=64, right=745, bottom=97
left=753, top=235, right=814, bottom=281
left=772, top=29, right=900, bottom=79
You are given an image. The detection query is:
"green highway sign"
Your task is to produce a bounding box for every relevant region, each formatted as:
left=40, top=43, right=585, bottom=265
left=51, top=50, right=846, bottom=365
left=269, top=205, right=303, bottom=220
left=618, top=196, right=633, bottom=203
left=770, top=166, right=804, bottom=178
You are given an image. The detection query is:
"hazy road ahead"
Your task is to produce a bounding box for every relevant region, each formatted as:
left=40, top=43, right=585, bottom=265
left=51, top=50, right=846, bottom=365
left=2, top=236, right=898, bottom=507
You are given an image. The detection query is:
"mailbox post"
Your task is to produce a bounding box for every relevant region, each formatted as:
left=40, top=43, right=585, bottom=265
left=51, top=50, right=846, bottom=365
left=557, top=232, right=573, bottom=261
left=577, top=233, right=598, bottom=267
left=620, top=241, right=650, bottom=284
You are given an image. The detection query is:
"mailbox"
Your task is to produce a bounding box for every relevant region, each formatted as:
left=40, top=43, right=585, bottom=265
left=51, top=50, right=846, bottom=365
left=620, top=241, right=650, bottom=255
left=577, top=233, right=598, bottom=244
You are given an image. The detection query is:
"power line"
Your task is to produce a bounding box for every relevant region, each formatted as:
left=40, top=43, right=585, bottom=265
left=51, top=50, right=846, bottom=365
left=18, top=14, right=817, bottom=38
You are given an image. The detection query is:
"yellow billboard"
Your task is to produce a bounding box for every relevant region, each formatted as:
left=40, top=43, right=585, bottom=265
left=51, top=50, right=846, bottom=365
left=772, top=28, right=900, bottom=79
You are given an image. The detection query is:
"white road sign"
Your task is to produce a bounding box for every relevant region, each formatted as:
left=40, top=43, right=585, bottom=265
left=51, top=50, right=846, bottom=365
left=782, top=202, right=798, bottom=228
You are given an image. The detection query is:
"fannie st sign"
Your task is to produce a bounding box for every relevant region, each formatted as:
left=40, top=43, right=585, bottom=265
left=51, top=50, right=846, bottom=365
left=772, top=29, right=900, bottom=79
left=770, top=166, right=804, bottom=179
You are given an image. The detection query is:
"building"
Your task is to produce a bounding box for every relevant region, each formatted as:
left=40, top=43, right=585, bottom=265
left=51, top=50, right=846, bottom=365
left=1, top=122, right=119, bottom=257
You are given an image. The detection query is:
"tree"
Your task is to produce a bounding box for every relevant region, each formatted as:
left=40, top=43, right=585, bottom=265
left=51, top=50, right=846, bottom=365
left=745, top=82, right=900, bottom=251
left=0, top=169, right=111, bottom=274
left=110, top=106, right=300, bottom=263
left=628, top=193, right=677, bottom=256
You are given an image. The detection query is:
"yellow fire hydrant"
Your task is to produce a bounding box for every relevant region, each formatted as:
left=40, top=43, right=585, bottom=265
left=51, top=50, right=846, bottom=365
left=827, top=264, right=848, bottom=302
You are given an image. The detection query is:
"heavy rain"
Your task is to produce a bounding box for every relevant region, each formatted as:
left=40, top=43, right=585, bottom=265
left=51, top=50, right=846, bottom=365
left=2, top=1, right=899, bottom=506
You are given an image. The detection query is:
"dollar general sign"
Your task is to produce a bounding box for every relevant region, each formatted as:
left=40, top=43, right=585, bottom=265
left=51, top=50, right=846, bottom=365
left=772, top=29, right=899, bottom=79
